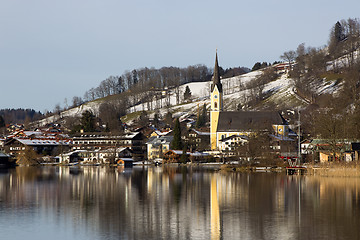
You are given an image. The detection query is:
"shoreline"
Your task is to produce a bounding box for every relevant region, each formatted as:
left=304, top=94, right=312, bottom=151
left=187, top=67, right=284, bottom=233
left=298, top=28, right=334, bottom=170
left=12, top=162, right=360, bottom=177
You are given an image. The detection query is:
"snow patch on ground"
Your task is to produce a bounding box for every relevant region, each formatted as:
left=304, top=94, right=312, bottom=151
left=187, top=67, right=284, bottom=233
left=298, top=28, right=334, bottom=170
left=314, top=79, right=340, bottom=95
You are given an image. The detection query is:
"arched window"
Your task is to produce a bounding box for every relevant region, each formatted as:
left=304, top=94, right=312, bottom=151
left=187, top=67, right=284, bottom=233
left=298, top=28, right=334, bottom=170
left=214, top=102, right=218, bottom=109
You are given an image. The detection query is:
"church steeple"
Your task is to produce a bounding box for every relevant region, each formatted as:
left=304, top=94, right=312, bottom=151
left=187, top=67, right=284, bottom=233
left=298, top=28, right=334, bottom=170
left=211, top=51, right=222, bottom=93
left=210, top=51, right=223, bottom=150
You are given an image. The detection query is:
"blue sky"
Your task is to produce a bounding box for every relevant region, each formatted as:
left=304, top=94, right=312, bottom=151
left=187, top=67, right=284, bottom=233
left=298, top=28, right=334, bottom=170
left=0, top=0, right=359, bottom=112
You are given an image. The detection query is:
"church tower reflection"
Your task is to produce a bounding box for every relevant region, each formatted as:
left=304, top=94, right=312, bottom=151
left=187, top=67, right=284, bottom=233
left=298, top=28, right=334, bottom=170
left=211, top=175, right=220, bottom=240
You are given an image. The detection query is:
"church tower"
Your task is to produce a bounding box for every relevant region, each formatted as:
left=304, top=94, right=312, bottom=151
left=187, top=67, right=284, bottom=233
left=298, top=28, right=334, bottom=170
left=210, top=52, right=223, bottom=150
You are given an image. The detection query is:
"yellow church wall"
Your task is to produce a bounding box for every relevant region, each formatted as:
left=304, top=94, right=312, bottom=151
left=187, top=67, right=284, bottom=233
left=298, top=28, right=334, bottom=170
left=210, top=87, right=222, bottom=111
left=210, top=111, right=220, bottom=150
left=210, top=85, right=223, bottom=150
left=272, top=125, right=289, bottom=136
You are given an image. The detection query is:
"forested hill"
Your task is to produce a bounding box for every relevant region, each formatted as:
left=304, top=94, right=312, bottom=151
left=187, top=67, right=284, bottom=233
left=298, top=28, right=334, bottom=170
left=0, top=109, right=43, bottom=124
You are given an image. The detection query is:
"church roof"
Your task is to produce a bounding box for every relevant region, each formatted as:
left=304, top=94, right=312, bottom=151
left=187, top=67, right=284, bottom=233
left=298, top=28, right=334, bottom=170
left=217, top=111, right=285, bottom=132
left=211, top=52, right=223, bottom=92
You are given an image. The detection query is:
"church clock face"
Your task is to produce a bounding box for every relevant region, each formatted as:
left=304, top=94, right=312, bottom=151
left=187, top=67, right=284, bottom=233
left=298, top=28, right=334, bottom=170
left=214, top=95, right=218, bottom=99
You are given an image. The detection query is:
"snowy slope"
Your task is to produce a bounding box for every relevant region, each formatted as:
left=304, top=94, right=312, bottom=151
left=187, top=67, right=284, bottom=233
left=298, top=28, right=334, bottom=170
left=36, top=68, right=339, bottom=126
left=37, top=101, right=102, bottom=126
left=129, top=69, right=303, bottom=120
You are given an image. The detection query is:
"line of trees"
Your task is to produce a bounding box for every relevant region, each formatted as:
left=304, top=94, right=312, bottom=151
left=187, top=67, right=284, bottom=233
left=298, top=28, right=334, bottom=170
left=82, top=65, right=212, bottom=103
left=0, top=109, right=43, bottom=125
left=328, top=18, right=360, bottom=70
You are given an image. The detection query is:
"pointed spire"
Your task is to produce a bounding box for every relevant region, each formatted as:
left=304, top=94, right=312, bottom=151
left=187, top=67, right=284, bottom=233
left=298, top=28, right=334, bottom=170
left=211, top=50, right=222, bottom=92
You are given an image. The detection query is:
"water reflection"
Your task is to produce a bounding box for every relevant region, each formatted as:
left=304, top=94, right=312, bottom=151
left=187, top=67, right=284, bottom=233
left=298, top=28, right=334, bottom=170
left=211, top=176, right=220, bottom=240
left=0, top=166, right=360, bottom=240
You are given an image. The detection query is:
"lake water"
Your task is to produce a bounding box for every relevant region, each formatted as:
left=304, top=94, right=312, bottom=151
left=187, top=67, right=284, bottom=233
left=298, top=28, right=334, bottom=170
left=0, top=166, right=359, bottom=240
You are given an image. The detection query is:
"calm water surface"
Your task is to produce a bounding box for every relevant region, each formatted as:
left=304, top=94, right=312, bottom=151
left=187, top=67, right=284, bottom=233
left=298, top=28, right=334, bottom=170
left=0, top=166, right=359, bottom=240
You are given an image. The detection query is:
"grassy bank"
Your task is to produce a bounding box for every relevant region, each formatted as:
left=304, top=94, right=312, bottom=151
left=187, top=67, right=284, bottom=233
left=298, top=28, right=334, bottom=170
left=219, top=162, right=360, bottom=177
left=308, top=163, right=360, bottom=177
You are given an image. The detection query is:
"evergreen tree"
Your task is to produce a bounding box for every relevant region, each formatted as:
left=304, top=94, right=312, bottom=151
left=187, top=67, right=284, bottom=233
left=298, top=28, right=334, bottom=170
left=117, top=76, right=123, bottom=93
left=171, top=118, right=182, bottom=150
left=201, top=104, right=207, bottom=123
left=260, top=62, right=268, bottom=68
left=196, top=104, right=207, bottom=128
left=153, top=111, right=160, bottom=128
left=164, top=111, right=173, bottom=126
left=183, top=86, right=192, bottom=101
left=81, top=110, right=96, bottom=132
left=252, top=62, right=262, bottom=71
left=132, top=69, right=138, bottom=85
left=180, top=143, right=189, bottom=163
left=0, top=115, right=5, bottom=128
left=218, top=66, right=225, bottom=76
left=334, top=21, right=344, bottom=43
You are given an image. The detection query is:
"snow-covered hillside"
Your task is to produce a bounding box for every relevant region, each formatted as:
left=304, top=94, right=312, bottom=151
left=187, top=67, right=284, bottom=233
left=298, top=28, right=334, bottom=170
left=125, top=69, right=307, bottom=122
left=36, top=101, right=102, bottom=126
left=36, top=67, right=340, bottom=126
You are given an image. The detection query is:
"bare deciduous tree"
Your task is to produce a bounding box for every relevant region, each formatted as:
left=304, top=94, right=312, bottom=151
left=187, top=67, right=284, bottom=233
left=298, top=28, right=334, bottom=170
left=280, top=50, right=297, bottom=72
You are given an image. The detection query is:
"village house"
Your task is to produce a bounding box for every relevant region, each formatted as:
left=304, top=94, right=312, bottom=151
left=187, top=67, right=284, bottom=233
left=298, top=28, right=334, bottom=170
left=59, top=147, right=133, bottom=164
left=162, top=149, right=183, bottom=163
left=5, top=137, right=71, bottom=157
left=269, top=134, right=297, bottom=157
left=131, top=126, right=155, bottom=139
left=57, top=150, right=86, bottom=163
left=7, top=129, right=67, bottom=139
left=162, top=149, right=211, bottom=163
left=300, top=139, right=360, bottom=163
left=218, top=134, right=249, bottom=155
left=149, top=129, right=172, bottom=138
left=183, top=128, right=210, bottom=152
left=4, top=130, right=71, bottom=157
left=71, top=132, right=145, bottom=160
left=6, top=124, right=24, bottom=134
left=146, top=135, right=173, bottom=161
left=273, top=62, right=294, bottom=74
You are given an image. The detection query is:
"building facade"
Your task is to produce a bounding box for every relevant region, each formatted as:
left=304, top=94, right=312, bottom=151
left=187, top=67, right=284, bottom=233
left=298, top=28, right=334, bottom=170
left=146, top=135, right=173, bottom=160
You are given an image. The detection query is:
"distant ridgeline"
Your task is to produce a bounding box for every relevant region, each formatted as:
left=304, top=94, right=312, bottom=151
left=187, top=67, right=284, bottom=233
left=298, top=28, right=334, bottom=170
left=0, top=109, right=43, bottom=124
